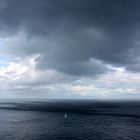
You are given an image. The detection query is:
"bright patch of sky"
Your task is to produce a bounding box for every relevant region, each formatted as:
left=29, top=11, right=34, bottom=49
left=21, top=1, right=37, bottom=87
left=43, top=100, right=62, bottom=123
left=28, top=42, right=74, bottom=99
left=0, top=52, right=140, bottom=99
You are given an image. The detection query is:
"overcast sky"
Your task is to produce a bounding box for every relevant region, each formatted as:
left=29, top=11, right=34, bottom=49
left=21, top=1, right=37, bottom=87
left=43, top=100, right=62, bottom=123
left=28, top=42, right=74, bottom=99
left=0, top=0, right=140, bottom=99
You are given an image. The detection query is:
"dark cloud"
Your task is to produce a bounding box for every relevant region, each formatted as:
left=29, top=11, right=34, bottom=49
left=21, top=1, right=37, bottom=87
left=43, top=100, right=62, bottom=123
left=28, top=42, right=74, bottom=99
left=1, top=0, right=140, bottom=76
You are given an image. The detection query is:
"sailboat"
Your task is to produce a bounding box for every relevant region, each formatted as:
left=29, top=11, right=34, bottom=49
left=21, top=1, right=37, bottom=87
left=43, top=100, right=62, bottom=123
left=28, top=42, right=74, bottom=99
left=64, top=113, right=67, bottom=118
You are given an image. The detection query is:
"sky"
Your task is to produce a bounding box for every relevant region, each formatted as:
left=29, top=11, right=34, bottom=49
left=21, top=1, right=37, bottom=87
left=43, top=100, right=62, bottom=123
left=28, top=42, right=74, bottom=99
left=0, top=0, right=140, bottom=99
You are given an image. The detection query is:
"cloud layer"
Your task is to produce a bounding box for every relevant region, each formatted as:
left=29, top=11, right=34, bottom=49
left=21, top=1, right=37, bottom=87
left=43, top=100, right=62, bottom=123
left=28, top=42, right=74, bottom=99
left=0, top=0, right=140, bottom=99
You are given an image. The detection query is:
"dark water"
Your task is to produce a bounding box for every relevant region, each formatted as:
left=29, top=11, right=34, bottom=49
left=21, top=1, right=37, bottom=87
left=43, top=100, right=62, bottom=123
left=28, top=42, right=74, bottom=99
left=0, top=100, right=140, bottom=140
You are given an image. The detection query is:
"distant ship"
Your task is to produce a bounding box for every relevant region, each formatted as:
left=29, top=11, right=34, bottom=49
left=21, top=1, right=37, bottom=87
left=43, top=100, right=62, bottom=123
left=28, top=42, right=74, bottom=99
left=64, top=113, right=67, bottom=118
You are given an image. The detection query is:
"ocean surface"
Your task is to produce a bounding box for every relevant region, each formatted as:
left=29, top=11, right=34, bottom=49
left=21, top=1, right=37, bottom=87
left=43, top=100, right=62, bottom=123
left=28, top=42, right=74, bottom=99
left=0, top=100, right=140, bottom=140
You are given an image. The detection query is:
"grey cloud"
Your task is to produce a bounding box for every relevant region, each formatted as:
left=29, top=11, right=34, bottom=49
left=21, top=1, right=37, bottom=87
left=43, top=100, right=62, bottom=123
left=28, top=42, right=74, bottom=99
left=38, top=58, right=107, bottom=76
left=1, top=0, right=140, bottom=76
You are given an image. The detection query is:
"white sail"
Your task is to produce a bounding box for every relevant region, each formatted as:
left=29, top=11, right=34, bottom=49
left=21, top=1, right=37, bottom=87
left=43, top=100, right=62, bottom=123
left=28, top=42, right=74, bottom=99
left=64, top=113, right=67, bottom=118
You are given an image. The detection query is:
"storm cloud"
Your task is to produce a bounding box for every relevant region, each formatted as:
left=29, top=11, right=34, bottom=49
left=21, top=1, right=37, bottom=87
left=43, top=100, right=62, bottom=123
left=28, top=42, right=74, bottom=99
left=1, top=0, right=140, bottom=76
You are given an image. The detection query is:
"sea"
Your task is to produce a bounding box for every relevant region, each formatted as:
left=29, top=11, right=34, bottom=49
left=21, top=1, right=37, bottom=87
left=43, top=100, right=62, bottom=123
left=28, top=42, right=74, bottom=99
left=0, top=99, right=140, bottom=140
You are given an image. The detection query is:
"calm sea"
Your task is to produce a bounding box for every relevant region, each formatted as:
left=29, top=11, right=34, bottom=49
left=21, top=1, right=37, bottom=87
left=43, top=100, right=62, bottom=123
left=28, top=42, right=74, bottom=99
left=0, top=100, right=140, bottom=140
